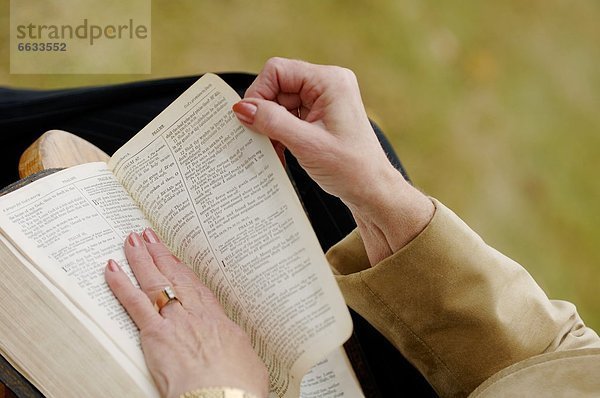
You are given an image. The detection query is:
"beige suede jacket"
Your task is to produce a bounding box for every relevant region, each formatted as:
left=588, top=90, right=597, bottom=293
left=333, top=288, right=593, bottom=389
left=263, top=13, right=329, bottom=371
left=327, top=198, right=600, bottom=397
left=185, top=199, right=600, bottom=398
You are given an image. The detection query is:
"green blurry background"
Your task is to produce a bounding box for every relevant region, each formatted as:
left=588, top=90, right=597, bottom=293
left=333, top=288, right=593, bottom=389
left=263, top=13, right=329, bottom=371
left=1, top=1, right=599, bottom=329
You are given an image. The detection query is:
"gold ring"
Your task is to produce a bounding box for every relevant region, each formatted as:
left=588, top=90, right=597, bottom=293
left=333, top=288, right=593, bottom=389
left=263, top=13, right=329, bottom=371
left=154, top=286, right=181, bottom=312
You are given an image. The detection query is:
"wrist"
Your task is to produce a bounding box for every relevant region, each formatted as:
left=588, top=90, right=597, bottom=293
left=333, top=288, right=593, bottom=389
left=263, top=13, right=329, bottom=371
left=346, top=167, right=434, bottom=264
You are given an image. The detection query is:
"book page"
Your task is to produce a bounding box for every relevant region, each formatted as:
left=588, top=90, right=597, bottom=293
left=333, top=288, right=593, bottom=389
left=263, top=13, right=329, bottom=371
left=0, top=163, right=156, bottom=395
left=109, top=74, right=354, bottom=397
left=300, top=348, right=365, bottom=398
left=0, top=234, right=157, bottom=398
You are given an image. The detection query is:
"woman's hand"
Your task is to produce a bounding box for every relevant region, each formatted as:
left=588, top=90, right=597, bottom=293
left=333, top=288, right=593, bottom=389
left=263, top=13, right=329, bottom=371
left=233, top=57, right=397, bottom=208
left=233, top=57, right=434, bottom=264
left=105, top=228, right=268, bottom=398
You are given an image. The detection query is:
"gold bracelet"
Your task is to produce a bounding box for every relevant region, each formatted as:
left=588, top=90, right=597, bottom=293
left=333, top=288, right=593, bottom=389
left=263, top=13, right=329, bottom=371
left=179, top=387, right=259, bottom=398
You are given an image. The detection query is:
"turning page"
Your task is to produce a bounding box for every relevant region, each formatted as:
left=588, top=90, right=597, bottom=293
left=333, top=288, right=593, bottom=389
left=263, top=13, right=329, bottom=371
left=109, top=74, right=353, bottom=397
left=300, top=348, right=365, bottom=398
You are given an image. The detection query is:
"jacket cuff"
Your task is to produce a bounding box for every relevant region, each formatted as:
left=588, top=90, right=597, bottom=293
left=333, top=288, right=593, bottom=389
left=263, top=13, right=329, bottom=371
left=326, top=229, right=371, bottom=275
left=328, top=198, right=580, bottom=397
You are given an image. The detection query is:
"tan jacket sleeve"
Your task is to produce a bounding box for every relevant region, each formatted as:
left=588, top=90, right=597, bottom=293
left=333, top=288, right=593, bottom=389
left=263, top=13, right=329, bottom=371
left=327, top=198, right=600, bottom=397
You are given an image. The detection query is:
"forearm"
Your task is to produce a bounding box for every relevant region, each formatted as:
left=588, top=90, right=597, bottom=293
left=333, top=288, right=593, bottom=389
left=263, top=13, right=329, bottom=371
left=329, top=199, right=600, bottom=397
left=344, top=165, right=434, bottom=265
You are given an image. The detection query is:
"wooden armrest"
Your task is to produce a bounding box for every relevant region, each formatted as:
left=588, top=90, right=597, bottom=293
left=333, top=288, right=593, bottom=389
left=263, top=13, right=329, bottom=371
left=18, top=130, right=110, bottom=179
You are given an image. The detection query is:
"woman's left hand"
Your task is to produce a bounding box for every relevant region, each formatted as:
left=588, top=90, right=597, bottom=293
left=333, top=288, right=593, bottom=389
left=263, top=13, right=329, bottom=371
left=105, top=228, right=269, bottom=398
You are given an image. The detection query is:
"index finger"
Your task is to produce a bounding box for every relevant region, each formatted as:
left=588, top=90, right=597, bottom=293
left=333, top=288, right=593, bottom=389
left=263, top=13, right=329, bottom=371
left=105, top=259, right=160, bottom=330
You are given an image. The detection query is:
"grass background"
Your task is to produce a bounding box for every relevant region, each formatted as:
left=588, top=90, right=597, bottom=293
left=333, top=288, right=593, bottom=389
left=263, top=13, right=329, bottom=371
left=1, top=1, right=599, bottom=329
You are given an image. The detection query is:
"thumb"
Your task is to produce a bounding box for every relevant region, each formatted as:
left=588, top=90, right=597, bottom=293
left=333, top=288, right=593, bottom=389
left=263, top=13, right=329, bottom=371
left=232, top=99, right=316, bottom=151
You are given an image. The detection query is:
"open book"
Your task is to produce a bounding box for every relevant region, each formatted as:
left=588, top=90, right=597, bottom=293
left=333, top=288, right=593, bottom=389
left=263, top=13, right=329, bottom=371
left=0, top=74, right=364, bottom=398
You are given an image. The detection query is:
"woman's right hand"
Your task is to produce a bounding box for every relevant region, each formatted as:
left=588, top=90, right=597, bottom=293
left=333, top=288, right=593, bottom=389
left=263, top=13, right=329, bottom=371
left=233, top=58, right=434, bottom=264
left=105, top=230, right=269, bottom=398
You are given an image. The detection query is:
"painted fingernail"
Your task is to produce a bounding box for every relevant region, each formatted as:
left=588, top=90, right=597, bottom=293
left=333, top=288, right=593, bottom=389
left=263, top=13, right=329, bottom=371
left=232, top=101, right=257, bottom=124
left=107, top=259, right=120, bottom=272
left=142, top=228, right=160, bottom=244
left=128, top=232, right=142, bottom=247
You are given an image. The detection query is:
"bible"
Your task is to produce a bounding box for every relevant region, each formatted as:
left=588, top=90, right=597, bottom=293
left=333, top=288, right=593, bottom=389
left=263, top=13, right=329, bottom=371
left=0, top=74, right=364, bottom=397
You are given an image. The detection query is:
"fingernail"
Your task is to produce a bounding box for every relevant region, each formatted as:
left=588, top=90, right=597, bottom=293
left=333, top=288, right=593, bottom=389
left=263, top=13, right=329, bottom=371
left=142, top=228, right=160, bottom=244
left=128, top=232, right=142, bottom=247
left=232, top=101, right=257, bottom=124
left=107, top=259, right=120, bottom=272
